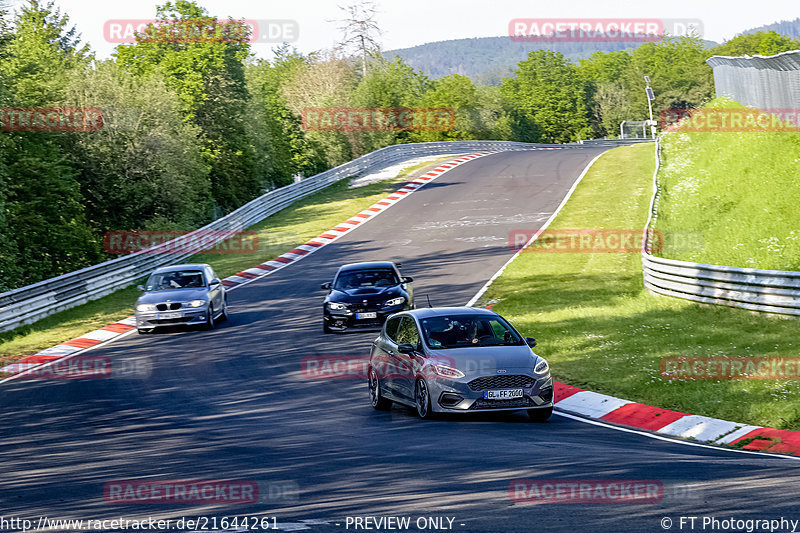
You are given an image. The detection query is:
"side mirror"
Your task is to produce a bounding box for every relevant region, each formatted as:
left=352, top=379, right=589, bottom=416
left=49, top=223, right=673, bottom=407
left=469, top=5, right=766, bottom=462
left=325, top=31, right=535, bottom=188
left=397, top=343, right=416, bottom=354
left=321, top=282, right=332, bottom=290
left=525, top=337, right=537, bottom=348
left=137, top=284, right=145, bottom=291
left=401, top=276, right=413, bottom=283
left=209, top=278, right=221, bottom=286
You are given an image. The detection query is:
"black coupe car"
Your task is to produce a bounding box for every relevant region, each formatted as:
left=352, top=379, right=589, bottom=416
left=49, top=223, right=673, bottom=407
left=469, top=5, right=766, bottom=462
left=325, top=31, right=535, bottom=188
left=321, top=261, right=413, bottom=333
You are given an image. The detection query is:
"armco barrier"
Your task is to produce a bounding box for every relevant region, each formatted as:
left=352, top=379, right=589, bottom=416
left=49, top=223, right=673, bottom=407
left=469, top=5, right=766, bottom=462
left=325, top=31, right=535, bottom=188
left=642, top=139, right=800, bottom=316
left=0, top=140, right=582, bottom=333
left=707, top=50, right=800, bottom=112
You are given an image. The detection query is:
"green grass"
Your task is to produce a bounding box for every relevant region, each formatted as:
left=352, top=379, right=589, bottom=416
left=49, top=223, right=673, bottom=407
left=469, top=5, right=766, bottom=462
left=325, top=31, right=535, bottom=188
left=483, top=143, right=800, bottom=431
left=0, top=155, right=461, bottom=366
left=656, top=98, right=800, bottom=269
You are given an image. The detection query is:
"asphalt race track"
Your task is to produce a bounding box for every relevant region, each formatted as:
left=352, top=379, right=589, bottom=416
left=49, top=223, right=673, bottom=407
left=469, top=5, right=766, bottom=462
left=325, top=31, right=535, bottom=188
left=2, top=147, right=798, bottom=533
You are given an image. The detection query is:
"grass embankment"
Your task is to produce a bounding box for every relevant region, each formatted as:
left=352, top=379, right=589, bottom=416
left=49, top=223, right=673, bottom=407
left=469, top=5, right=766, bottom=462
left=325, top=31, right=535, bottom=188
left=484, top=143, right=800, bottom=431
left=656, top=98, right=800, bottom=269
left=0, top=156, right=459, bottom=364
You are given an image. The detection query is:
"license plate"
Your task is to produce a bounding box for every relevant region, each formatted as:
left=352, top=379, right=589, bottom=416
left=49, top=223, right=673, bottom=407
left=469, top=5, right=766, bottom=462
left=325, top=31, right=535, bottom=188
left=356, top=312, right=377, bottom=319
left=157, top=312, right=182, bottom=319
left=484, top=389, right=523, bottom=400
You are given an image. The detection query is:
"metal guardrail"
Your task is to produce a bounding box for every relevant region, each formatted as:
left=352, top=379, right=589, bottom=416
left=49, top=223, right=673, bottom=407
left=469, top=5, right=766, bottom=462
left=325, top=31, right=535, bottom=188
left=707, top=50, right=800, bottom=112
left=641, top=139, right=800, bottom=316
left=578, top=138, right=654, bottom=145
left=0, top=140, right=568, bottom=333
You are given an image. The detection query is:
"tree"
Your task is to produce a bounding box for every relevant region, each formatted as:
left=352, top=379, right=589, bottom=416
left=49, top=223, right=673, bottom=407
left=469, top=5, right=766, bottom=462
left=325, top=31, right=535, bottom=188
left=282, top=53, right=359, bottom=165
left=501, top=50, right=593, bottom=143
left=578, top=50, right=634, bottom=136
left=246, top=46, right=326, bottom=187
left=115, top=1, right=260, bottom=212
left=709, top=31, right=800, bottom=57
left=625, top=36, right=714, bottom=115
left=62, top=61, right=211, bottom=234
left=352, top=56, right=431, bottom=151
left=334, top=1, right=381, bottom=77
left=0, top=0, right=100, bottom=287
left=412, top=74, right=485, bottom=141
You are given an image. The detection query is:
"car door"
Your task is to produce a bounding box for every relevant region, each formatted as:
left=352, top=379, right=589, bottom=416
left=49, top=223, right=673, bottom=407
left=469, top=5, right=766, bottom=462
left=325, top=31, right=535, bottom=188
left=372, top=316, right=403, bottom=398
left=391, top=316, right=423, bottom=402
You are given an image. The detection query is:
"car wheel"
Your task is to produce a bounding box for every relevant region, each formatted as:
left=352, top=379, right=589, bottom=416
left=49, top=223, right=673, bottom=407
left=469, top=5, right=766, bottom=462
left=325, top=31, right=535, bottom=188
left=323, top=321, right=332, bottom=334
left=415, top=378, right=434, bottom=420
left=527, top=406, right=553, bottom=422
left=203, top=305, right=215, bottom=330
left=369, top=368, right=391, bottom=411
left=219, top=298, right=228, bottom=322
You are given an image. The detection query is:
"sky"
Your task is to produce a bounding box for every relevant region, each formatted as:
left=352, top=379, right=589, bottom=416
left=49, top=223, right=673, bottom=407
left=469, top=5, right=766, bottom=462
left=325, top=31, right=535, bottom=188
left=13, top=0, right=800, bottom=60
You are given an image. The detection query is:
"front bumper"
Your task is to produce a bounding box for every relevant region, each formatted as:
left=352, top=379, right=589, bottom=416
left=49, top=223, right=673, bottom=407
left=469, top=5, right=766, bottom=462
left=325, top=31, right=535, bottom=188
left=323, top=305, right=404, bottom=331
left=135, top=308, right=209, bottom=329
left=427, top=373, right=553, bottom=413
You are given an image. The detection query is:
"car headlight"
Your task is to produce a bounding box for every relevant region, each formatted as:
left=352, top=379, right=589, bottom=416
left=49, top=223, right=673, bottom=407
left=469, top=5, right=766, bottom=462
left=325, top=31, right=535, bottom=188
left=327, top=302, right=348, bottom=310
left=189, top=300, right=206, bottom=308
left=136, top=304, right=156, bottom=312
left=384, top=296, right=405, bottom=307
left=432, top=364, right=465, bottom=379
left=533, top=358, right=550, bottom=376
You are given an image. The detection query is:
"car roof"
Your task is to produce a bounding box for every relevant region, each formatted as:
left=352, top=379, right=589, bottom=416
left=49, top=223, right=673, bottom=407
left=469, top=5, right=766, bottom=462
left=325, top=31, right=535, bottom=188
left=402, top=306, right=499, bottom=319
left=150, top=264, right=210, bottom=274
left=337, top=261, right=397, bottom=273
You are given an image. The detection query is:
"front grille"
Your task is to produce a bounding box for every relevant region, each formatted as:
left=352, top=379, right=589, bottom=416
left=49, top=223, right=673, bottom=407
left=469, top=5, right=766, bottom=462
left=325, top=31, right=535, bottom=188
left=468, top=374, right=533, bottom=391
left=155, top=303, right=182, bottom=311
left=351, top=305, right=382, bottom=312
left=151, top=317, right=193, bottom=324
left=470, top=397, right=534, bottom=410
left=349, top=319, right=383, bottom=328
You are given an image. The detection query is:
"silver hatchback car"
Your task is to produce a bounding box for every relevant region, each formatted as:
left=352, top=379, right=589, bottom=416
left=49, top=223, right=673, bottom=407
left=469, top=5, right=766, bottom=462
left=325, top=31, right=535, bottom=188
left=134, top=263, right=228, bottom=334
left=368, top=307, right=553, bottom=421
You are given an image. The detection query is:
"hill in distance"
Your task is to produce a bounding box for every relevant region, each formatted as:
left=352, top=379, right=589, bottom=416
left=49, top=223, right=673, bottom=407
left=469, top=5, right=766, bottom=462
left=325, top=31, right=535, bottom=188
left=741, top=18, right=800, bottom=38
left=384, top=35, right=719, bottom=85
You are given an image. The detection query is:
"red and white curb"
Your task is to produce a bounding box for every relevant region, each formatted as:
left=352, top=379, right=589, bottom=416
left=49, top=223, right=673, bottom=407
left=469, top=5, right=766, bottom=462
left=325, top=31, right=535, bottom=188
left=0, top=152, right=501, bottom=381
left=551, top=382, right=798, bottom=455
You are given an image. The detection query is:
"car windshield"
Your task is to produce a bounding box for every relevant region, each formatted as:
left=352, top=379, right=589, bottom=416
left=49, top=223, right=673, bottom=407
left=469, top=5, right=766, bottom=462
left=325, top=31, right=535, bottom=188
left=420, top=315, right=525, bottom=349
left=145, top=270, right=206, bottom=291
left=334, top=269, right=399, bottom=290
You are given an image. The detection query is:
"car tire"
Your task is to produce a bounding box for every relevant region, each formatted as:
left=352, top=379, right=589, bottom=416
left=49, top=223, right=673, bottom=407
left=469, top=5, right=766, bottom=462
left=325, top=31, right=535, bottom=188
left=219, top=298, right=228, bottom=322
left=323, top=321, right=332, bottom=334
left=369, top=368, right=391, bottom=411
left=527, top=406, right=553, bottom=422
left=202, top=305, right=215, bottom=330
left=415, top=378, right=435, bottom=420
